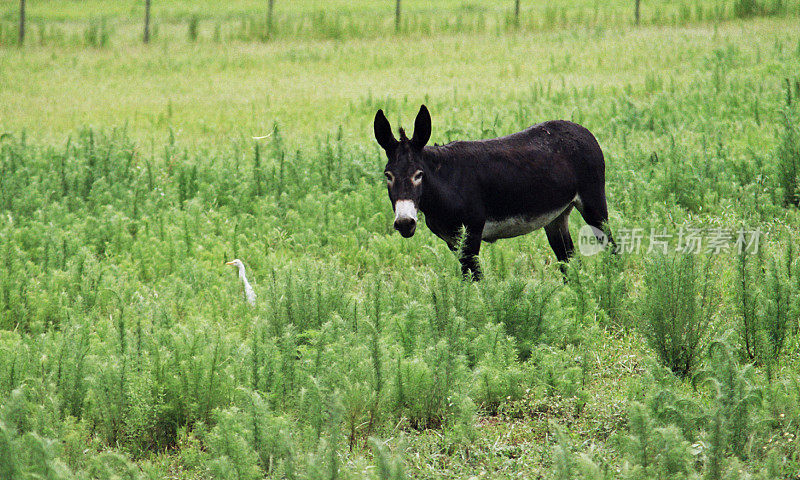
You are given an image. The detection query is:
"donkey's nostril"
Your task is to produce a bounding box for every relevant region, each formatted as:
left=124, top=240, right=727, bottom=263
left=394, top=218, right=416, bottom=238
left=394, top=218, right=415, bottom=229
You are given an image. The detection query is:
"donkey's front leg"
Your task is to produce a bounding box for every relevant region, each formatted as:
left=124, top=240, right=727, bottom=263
left=458, top=226, right=484, bottom=281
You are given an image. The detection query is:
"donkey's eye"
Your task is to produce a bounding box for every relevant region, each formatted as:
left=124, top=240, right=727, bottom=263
left=411, top=170, right=424, bottom=186
left=385, top=172, right=394, bottom=184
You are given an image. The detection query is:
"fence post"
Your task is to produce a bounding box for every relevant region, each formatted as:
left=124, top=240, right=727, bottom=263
left=267, top=0, right=275, bottom=34
left=395, top=0, right=401, bottom=32
left=634, top=0, right=641, bottom=25
left=144, top=0, right=151, bottom=43
left=18, top=0, right=25, bottom=45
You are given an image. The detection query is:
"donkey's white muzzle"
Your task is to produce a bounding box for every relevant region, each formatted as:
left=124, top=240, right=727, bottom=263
left=393, top=199, right=417, bottom=238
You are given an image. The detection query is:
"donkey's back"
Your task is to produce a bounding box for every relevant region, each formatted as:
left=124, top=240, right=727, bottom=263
left=439, top=120, right=604, bottom=170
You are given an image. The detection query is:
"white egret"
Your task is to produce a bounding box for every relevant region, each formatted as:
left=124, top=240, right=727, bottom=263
left=225, top=259, right=256, bottom=306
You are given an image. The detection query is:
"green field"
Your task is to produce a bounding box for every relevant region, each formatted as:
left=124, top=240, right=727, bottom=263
left=1, top=1, right=800, bottom=479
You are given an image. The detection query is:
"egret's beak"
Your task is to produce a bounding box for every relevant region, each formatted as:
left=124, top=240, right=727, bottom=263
left=225, top=261, right=235, bottom=266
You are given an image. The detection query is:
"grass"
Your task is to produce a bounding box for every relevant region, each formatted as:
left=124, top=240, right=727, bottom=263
left=1, top=3, right=800, bottom=480
left=2, top=0, right=799, bottom=45
left=1, top=18, right=797, bottom=147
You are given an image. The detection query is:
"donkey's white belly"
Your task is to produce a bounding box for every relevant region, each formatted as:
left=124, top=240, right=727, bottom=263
left=482, top=202, right=573, bottom=242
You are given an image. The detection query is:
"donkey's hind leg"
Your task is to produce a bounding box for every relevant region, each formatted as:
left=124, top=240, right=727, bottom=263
left=575, top=186, right=615, bottom=250
left=544, top=206, right=575, bottom=270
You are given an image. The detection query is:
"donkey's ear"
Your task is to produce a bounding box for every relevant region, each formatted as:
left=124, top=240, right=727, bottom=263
left=411, top=104, right=431, bottom=150
left=374, top=109, right=398, bottom=151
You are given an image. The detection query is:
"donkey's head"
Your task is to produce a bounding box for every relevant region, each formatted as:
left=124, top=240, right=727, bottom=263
left=374, top=105, right=431, bottom=238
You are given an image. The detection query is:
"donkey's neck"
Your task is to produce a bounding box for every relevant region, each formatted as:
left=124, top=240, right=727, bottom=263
left=419, top=149, right=462, bottom=214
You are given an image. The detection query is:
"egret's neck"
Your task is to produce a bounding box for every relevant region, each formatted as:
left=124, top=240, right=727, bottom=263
left=237, top=265, right=247, bottom=279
